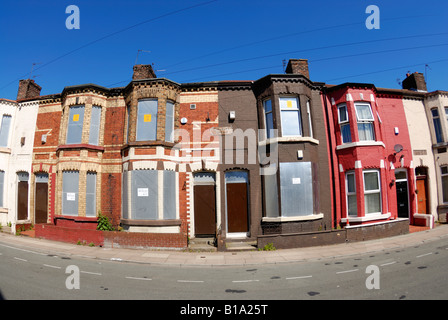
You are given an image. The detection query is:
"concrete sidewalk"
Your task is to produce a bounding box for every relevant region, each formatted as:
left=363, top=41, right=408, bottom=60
left=1, top=224, right=447, bottom=267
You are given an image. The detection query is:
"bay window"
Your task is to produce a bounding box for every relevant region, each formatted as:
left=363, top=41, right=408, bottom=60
left=355, top=103, right=375, bottom=141
left=279, top=162, right=313, bottom=217
left=62, top=170, right=79, bottom=216
left=263, top=99, right=274, bottom=139
left=136, top=99, right=158, bottom=141
left=86, top=172, right=97, bottom=217
left=338, top=104, right=352, bottom=143
left=89, top=106, right=101, bottom=145
left=280, top=97, right=302, bottom=137
left=127, top=169, right=178, bottom=220
left=66, top=106, right=85, bottom=144
left=165, top=100, right=175, bottom=142
left=432, top=108, right=443, bottom=143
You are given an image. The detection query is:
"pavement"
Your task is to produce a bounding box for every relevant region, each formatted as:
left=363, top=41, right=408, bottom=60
left=0, top=224, right=447, bottom=267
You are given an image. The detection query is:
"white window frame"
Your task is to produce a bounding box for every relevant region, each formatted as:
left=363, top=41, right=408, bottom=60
left=279, top=96, right=302, bottom=137
left=338, top=103, right=352, bottom=143
left=355, top=102, right=375, bottom=141
left=363, top=169, right=382, bottom=215
left=345, top=171, right=357, bottom=217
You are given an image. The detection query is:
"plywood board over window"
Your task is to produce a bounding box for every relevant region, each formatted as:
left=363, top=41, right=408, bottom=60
left=66, top=106, right=85, bottom=144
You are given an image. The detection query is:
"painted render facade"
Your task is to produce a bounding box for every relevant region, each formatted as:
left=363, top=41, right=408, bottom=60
left=0, top=80, right=40, bottom=231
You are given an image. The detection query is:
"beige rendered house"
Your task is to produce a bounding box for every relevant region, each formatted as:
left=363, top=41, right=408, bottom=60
left=425, top=90, right=448, bottom=224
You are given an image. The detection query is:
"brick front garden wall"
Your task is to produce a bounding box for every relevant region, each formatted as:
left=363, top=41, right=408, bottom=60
left=34, top=224, right=188, bottom=249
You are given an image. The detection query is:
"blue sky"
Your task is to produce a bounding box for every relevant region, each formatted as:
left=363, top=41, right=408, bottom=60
left=0, top=0, right=447, bottom=100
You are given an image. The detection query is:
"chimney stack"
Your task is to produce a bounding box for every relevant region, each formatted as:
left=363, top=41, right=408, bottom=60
left=132, top=64, right=157, bottom=80
left=285, top=59, right=310, bottom=79
left=402, top=72, right=427, bottom=92
left=17, top=79, right=41, bottom=100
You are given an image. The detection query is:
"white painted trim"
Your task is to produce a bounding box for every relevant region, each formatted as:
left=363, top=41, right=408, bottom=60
left=336, top=141, right=385, bottom=150
left=341, top=212, right=391, bottom=223
left=258, top=136, right=319, bottom=146
left=262, top=213, right=324, bottom=222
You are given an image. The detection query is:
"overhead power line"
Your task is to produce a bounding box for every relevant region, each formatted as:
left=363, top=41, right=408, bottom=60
left=163, top=32, right=448, bottom=77
left=0, top=0, right=219, bottom=93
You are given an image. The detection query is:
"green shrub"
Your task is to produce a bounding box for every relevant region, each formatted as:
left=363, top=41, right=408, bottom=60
left=96, top=212, right=114, bottom=231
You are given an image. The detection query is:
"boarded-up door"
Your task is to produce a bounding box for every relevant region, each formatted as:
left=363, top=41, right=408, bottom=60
left=226, top=182, right=248, bottom=233
left=17, top=172, right=29, bottom=220
left=35, top=173, right=48, bottom=224
left=225, top=171, right=249, bottom=234
left=194, top=184, right=216, bottom=236
left=416, top=178, right=427, bottom=214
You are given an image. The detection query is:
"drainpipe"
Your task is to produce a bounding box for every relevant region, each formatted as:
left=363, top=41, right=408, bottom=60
left=322, top=86, right=338, bottom=229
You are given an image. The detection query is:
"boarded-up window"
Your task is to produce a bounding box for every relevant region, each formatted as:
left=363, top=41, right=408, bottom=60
left=66, top=106, right=85, bottom=144
left=163, top=170, right=176, bottom=219
left=279, top=162, right=313, bottom=217
left=122, top=170, right=129, bottom=219
left=263, top=170, right=279, bottom=218
left=136, top=99, right=158, bottom=141
left=89, top=106, right=101, bottom=145
left=0, top=170, right=4, bottom=207
left=86, top=172, right=97, bottom=217
left=131, top=170, right=158, bottom=220
left=62, top=171, right=79, bottom=216
left=0, top=115, right=12, bottom=147
left=165, top=101, right=175, bottom=142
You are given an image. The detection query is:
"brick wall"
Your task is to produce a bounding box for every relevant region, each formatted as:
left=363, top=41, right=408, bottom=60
left=17, top=79, right=41, bottom=100
left=34, top=224, right=188, bottom=249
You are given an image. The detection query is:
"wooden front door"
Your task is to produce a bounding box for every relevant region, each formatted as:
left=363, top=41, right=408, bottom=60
left=416, top=178, right=427, bottom=214
left=226, top=182, right=249, bottom=233
left=17, top=179, right=29, bottom=220
left=194, top=184, right=216, bottom=236
left=35, top=181, right=48, bottom=224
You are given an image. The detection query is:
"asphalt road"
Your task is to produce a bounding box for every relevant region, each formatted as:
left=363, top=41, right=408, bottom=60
left=1, top=235, right=448, bottom=302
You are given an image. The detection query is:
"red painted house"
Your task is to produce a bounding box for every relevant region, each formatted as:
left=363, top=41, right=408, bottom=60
left=323, top=83, right=416, bottom=228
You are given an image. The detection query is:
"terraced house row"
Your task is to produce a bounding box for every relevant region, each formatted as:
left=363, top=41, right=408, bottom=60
left=0, top=59, right=446, bottom=250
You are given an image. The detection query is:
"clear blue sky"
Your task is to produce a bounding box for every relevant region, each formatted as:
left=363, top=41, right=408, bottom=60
left=0, top=0, right=447, bottom=100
